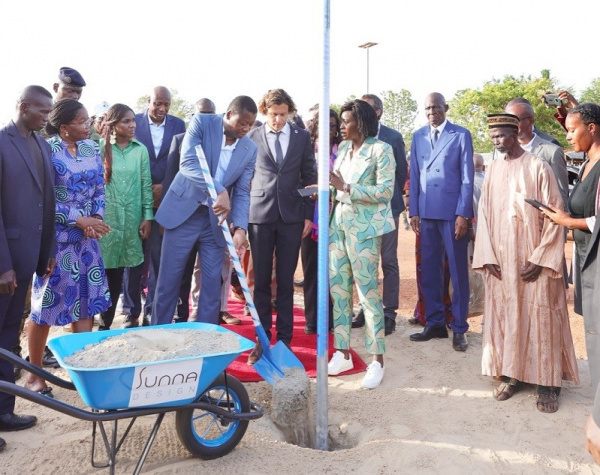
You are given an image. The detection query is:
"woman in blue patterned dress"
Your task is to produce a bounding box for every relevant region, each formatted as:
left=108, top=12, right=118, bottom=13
left=26, top=100, right=111, bottom=396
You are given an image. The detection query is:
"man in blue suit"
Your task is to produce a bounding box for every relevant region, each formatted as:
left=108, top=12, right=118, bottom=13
left=409, top=92, right=474, bottom=351
left=0, top=86, right=56, bottom=447
left=122, top=86, right=186, bottom=327
left=152, top=96, right=258, bottom=325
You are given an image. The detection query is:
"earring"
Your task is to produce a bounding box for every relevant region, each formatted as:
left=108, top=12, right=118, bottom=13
left=110, top=130, right=117, bottom=145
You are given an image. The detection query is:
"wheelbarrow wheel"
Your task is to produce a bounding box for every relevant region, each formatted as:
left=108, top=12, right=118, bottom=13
left=176, top=373, right=250, bottom=459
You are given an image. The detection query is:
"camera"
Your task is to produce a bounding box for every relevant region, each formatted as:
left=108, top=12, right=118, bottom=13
left=542, top=93, right=565, bottom=107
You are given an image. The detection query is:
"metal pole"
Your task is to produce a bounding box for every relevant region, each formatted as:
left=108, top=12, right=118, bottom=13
left=315, top=0, right=330, bottom=452
left=366, top=47, right=370, bottom=93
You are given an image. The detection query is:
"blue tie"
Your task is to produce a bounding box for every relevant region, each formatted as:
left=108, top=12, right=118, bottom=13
left=432, top=129, right=439, bottom=147
left=272, top=131, right=284, bottom=165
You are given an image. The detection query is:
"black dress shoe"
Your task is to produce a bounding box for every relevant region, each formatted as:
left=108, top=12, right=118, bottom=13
left=351, top=309, right=365, bottom=328
left=409, top=325, right=449, bottom=341
left=453, top=332, right=468, bottom=351
left=384, top=318, right=396, bottom=336
left=42, top=347, right=59, bottom=368
left=0, top=412, right=37, bottom=432
left=247, top=341, right=263, bottom=365
left=304, top=326, right=316, bottom=335
left=0, top=436, right=5, bottom=451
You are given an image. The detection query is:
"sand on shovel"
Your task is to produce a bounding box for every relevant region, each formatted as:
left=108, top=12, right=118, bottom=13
left=270, top=367, right=314, bottom=448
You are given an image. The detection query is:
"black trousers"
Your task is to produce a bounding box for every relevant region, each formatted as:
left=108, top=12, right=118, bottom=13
left=100, top=267, right=125, bottom=330
left=300, top=234, right=333, bottom=330
left=249, top=219, right=303, bottom=345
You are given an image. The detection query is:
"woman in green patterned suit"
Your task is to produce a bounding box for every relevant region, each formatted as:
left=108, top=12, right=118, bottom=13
left=327, top=99, right=396, bottom=389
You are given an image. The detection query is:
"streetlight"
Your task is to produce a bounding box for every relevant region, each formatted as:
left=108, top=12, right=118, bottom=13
left=358, top=42, right=378, bottom=93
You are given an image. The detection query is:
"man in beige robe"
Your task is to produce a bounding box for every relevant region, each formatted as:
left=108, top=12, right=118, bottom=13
left=473, top=113, right=579, bottom=413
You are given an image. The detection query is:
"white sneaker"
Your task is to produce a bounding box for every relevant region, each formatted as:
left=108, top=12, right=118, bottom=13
left=328, top=351, right=354, bottom=375
left=362, top=361, right=384, bottom=389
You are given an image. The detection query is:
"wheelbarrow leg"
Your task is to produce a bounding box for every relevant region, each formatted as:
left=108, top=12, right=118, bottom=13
left=133, top=413, right=165, bottom=475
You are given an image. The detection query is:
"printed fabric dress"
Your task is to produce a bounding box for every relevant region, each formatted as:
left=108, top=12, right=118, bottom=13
left=30, top=137, right=111, bottom=325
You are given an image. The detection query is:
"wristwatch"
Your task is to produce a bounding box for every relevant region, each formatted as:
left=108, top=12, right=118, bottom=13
left=233, top=226, right=246, bottom=234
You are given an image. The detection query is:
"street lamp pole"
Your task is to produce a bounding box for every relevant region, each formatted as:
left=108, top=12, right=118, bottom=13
left=358, top=42, right=378, bottom=93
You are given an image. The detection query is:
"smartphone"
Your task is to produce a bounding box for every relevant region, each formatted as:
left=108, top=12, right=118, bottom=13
left=542, top=93, right=563, bottom=107
left=297, top=188, right=317, bottom=197
left=524, top=198, right=554, bottom=213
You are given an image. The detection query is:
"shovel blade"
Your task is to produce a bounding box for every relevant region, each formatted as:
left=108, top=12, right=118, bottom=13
left=253, top=341, right=304, bottom=385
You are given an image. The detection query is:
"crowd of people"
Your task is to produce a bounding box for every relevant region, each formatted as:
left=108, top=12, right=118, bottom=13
left=1, top=66, right=600, bottom=462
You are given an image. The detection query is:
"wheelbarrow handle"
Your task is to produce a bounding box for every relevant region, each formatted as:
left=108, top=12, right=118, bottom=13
left=0, top=348, right=76, bottom=390
left=0, top=381, right=263, bottom=422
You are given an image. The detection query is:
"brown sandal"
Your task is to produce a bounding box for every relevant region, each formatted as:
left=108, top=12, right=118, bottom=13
left=493, top=380, right=519, bottom=401
left=536, top=389, right=559, bottom=413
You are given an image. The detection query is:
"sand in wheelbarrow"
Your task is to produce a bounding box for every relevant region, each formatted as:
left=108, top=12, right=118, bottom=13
left=64, top=329, right=241, bottom=368
left=271, top=367, right=314, bottom=448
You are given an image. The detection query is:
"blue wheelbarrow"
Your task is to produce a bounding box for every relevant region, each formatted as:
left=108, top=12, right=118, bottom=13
left=0, top=322, right=263, bottom=474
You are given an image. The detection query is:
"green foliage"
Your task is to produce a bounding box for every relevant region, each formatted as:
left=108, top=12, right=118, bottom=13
left=448, top=73, right=569, bottom=152
left=135, top=89, right=194, bottom=122
left=380, top=89, right=417, bottom=145
left=581, top=77, right=600, bottom=104
left=331, top=95, right=357, bottom=116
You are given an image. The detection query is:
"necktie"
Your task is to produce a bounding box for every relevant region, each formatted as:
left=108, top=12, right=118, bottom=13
left=432, top=129, right=439, bottom=147
left=272, top=131, right=284, bottom=165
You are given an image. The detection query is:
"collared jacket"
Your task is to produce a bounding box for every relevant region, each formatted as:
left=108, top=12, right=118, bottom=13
left=99, top=138, right=154, bottom=268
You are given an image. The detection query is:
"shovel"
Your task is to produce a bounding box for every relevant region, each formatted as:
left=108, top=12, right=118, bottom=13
left=196, top=145, right=304, bottom=384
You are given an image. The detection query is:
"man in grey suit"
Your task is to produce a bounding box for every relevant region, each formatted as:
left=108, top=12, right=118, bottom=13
left=0, top=86, right=56, bottom=448
left=505, top=100, right=569, bottom=207
left=152, top=96, right=257, bottom=326
left=352, top=94, right=407, bottom=335
left=246, top=89, right=316, bottom=364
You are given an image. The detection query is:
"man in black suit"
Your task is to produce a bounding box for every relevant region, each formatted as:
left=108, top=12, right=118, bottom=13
left=0, top=86, right=56, bottom=449
left=352, top=94, right=407, bottom=336
left=246, top=89, right=316, bottom=364
left=122, top=86, right=186, bottom=327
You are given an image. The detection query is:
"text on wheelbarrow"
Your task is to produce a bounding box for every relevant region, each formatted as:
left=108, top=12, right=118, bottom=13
left=128, top=359, right=203, bottom=407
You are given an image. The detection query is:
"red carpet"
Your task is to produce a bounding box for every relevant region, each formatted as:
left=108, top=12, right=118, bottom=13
left=222, top=299, right=368, bottom=382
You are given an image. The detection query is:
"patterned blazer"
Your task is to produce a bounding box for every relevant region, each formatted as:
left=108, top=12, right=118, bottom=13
left=330, top=137, right=396, bottom=242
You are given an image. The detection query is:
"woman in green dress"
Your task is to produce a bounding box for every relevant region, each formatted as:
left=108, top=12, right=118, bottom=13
left=98, top=104, right=154, bottom=330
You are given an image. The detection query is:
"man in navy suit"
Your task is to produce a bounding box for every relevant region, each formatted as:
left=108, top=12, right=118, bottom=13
left=122, top=86, right=186, bottom=327
left=0, top=86, right=56, bottom=447
left=409, top=93, right=474, bottom=351
left=246, top=89, right=316, bottom=364
left=352, top=94, right=407, bottom=336
left=152, top=96, right=257, bottom=325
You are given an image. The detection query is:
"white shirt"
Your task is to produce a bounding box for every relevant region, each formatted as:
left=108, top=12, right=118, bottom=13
left=521, top=133, right=537, bottom=152
left=215, top=128, right=238, bottom=184
left=148, top=114, right=166, bottom=158
left=265, top=122, right=290, bottom=161
left=430, top=119, right=447, bottom=146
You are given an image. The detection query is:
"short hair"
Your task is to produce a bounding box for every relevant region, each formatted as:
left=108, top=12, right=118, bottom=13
left=473, top=153, right=484, bottom=170
left=361, top=94, right=383, bottom=113
left=196, top=98, right=216, bottom=114
left=506, top=97, right=532, bottom=107
left=505, top=101, right=535, bottom=119
left=258, top=89, right=297, bottom=116
left=46, top=99, right=85, bottom=136
left=227, top=96, right=257, bottom=115
left=569, top=102, right=600, bottom=127
left=309, top=103, right=319, bottom=113
left=339, top=99, right=378, bottom=139
left=18, top=85, right=52, bottom=106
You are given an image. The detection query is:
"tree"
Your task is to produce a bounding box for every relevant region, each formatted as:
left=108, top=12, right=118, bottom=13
left=380, top=89, right=417, bottom=144
left=330, top=95, right=356, bottom=116
left=448, top=73, right=569, bottom=152
left=581, top=77, right=600, bottom=104
left=135, top=89, right=194, bottom=121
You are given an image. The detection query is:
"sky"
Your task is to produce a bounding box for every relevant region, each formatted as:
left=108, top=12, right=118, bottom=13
left=1, top=0, right=597, bottom=125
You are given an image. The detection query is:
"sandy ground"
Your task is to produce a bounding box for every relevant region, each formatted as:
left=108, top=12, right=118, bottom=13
left=2, top=227, right=599, bottom=474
